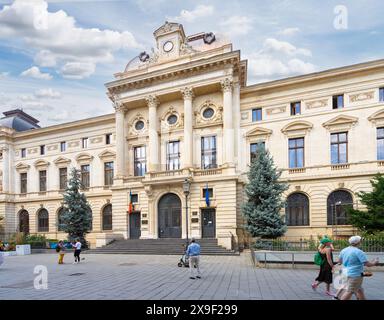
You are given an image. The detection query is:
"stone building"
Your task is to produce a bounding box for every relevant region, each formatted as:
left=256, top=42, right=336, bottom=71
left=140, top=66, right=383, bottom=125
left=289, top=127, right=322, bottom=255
left=1, top=22, right=384, bottom=248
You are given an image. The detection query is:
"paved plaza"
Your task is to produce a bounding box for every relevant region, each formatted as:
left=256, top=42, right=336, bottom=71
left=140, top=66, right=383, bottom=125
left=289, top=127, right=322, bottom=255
left=0, top=252, right=383, bottom=300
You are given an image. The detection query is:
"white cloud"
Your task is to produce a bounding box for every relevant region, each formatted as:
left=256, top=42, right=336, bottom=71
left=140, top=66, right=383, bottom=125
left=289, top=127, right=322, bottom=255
left=171, top=5, right=214, bottom=23
left=0, top=0, right=142, bottom=78
left=35, top=88, right=61, bottom=99
left=262, top=38, right=312, bottom=57
left=60, top=62, right=95, bottom=79
left=20, top=66, right=52, bottom=80
left=0, top=71, right=9, bottom=79
left=278, top=27, right=300, bottom=36
left=219, top=16, right=253, bottom=37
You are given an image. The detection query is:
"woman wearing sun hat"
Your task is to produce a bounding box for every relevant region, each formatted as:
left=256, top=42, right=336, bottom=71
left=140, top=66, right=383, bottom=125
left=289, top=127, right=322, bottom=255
left=312, top=237, right=335, bottom=296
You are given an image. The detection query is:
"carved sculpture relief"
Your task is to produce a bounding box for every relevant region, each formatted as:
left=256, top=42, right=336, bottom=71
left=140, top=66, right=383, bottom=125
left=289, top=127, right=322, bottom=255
left=266, top=106, right=286, bottom=115
left=161, top=106, right=183, bottom=132
left=90, top=137, right=103, bottom=144
left=305, top=99, right=328, bottom=109
left=349, top=91, right=374, bottom=103
left=195, top=100, right=223, bottom=127
left=128, top=112, right=148, bottom=137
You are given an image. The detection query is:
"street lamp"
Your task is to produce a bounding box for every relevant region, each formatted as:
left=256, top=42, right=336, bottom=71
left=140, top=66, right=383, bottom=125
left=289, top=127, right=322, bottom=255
left=183, top=178, right=191, bottom=245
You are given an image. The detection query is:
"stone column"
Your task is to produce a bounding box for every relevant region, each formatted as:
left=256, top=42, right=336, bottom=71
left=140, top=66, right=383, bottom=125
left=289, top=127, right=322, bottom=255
left=181, top=87, right=194, bottom=168
left=114, top=103, right=126, bottom=179
left=232, top=82, right=241, bottom=167
left=1, top=147, right=9, bottom=193
left=146, top=95, right=160, bottom=172
left=221, top=78, right=234, bottom=165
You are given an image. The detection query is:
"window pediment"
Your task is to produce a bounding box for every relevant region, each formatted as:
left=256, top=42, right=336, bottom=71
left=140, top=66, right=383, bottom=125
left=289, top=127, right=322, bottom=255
left=281, top=121, right=313, bottom=136
left=368, top=109, right=384, bottom=126
left=245, top=127, right=272, bottom=139
left=99, top=150, right=116, bottom=160
left=34, top=159, right=50, bottom=169
left=15, top=162, right=30, bottom=171
left=75, top=153, right=93, bottom=164
left=322, top=115, right=358, bottom=131
left=53, top=156, right=71, bottom=167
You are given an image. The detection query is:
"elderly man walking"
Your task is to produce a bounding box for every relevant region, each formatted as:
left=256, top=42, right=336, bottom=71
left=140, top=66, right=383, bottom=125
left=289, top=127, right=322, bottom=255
left=338, top=236, right=379, bottom=300
left=186, top=238, right=201, bottom=280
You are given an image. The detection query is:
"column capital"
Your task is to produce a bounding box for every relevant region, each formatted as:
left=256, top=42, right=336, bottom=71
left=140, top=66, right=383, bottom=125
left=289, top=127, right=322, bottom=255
left=181, top=87, right=194, bottom=100
left=145, top=95, right=159, bottom=107
left=114, top=102, right=126, bottom=113
left=220, top=78, right=233, bottom=92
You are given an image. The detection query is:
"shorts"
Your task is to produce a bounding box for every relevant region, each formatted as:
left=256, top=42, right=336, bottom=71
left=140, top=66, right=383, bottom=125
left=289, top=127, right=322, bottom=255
left=346, top=277, right=363, bottom=293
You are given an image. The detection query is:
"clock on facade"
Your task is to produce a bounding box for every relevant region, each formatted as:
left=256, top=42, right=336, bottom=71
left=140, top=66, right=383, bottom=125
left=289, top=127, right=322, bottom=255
left=163, top=40, right=174, bottom=53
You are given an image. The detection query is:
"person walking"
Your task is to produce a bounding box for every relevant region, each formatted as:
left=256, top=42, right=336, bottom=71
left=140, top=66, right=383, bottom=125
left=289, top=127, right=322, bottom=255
left=338, top=236, right=380, bottom=300
left=57, top=240, right=66, bottom=264
left=186, top=238, right=201, bottom=280
left=72, top=238, right=82, bottom=264
left=311, top=237, right=335, bottom=296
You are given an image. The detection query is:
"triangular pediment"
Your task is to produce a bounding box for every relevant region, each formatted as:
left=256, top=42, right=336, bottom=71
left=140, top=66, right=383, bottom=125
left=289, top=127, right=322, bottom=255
left=15, top=162, right=30, bottom=171
left=246, top=127, right=272, bottom=138
left=368, top=109, right=384, bottom=123
left=98, top=150, right=116, bottom=159
left=53, top=156, right=71, bottom=166
left=322, top=115, right=358, bottom=129
left=281, top=121, right=313, bottom=134
left=75, top=153, right=93, bottom=163
left=34, top=159, right=50, bottom=168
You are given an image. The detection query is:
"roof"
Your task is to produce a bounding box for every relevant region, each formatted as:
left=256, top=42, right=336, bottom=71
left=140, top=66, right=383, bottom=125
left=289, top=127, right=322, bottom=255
left=0, top=109, right=40, bottom=132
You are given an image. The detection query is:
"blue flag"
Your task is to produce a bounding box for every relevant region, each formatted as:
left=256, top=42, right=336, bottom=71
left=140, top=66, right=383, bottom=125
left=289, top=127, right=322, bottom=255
left=205, top=183, right=210, bottom=207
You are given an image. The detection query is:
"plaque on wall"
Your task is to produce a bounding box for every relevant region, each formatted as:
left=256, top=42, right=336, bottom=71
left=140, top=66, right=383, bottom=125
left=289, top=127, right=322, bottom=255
left=191, top=218, right=199, bottom=223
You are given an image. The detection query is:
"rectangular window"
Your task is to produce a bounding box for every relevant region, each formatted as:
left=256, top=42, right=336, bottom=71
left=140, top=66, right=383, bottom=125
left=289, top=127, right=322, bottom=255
left=290, top=101, right=301, bottom=116
left=380, top=88, right=384, bottom=102
left=332, top=94, right=344, bottom=109
left=104, top=162, right=114, bottom=186
left=82, top=137, right=88, bottom=149
left=201, top=136, right=217, bottom=169
left=202, top=188, right=213, bottom=198
left=40, top=145, right=45, bottom=155
left=288, top=138, right=305, bottom=168
left=166, top=141, right=180, bottom=170
left=106, top=133, right=112, bottom=145
left=39, top=170, right=47, bottom=192
left=131, top=194, right=138, bottom=203
left=377, top=127, right=384, bottom=160
left=81, top=164, right=90, bottom=188
left=250, top=142, right=265, bottom=163
left=21, top=148, right=26, bottom=158
left=331, top=132, right=348, bottom=164
left=59, top=167, right=67, bottom=190
left=252, top=108, right=262, bottom=122
left=60, top=141, right=66, bottom=152
left=134, top=146, right=146, bottom=176
left=20, top=173, right=27, bottom=194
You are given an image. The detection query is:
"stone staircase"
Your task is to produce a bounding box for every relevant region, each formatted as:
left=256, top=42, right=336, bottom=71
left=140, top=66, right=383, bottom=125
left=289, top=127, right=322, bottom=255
left=85, top=238, right=238, bottom=256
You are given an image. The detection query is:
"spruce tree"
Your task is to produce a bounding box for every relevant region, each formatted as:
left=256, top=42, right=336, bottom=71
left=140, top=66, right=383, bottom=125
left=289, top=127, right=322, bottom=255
left=347, top=174, right=384, bottom=234
left=242, top=145, right=289, bottom=238
left=59, top=167, right=92, bottom=247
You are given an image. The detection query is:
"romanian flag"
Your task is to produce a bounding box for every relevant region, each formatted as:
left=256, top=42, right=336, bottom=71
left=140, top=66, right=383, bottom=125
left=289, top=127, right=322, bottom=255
left=205, top=182, right=210, bottom=207
left=128, top=190, right=133, bottom=214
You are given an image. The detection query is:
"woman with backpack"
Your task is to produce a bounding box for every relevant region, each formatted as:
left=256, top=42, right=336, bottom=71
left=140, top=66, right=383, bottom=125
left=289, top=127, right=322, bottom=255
left=311, top=237, right=335, bottom=297
left=56, top=240, right=66, bottom=264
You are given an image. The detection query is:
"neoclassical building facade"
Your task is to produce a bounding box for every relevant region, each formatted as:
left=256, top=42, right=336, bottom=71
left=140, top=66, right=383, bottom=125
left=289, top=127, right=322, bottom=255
left=1, top=22, right=384, bottom=249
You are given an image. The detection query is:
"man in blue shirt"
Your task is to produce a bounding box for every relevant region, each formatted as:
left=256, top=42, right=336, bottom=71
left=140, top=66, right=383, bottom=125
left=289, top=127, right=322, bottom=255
left=186, top=238, right=201, bottom=279
left=338, top=236, right=379, bottom=300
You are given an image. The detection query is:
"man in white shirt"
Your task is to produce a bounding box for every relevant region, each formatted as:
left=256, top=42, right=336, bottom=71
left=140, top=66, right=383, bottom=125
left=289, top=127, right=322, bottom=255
left=73, top=239, right=82, bottom=264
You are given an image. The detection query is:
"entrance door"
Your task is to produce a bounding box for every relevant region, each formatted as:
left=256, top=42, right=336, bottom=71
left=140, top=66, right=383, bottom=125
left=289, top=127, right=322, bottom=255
left=202, top=208, right=216, bottom=238
left=19, top=210, right=29, bottom=234
left=129, top=211, right=141, bottom=239
left=158, top=193, right=181, bottom=238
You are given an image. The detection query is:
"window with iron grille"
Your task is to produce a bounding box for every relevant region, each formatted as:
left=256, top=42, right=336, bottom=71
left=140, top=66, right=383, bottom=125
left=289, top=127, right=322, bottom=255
left=38, top=209, right=49, bottom=232
left=166, top=141, right=180, bottom=170
left=104, top=162, right=114, bottom=186
left=57, top=207, right=65, bottom=231
left=102, top=204, right=112, bottom=231
left=286, top=193, right=309, bottom=226
left=201, top=136, right=217, bottom=169
left=134, top=146, right=146, bottom=176
left=327, top=190, right=353, bottom=225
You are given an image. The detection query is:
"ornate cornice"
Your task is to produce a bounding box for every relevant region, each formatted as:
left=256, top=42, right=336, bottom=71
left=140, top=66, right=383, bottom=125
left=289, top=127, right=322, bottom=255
left=220, top=78, right=233, bottom=92
left=180, top=87, right=194, bottom=100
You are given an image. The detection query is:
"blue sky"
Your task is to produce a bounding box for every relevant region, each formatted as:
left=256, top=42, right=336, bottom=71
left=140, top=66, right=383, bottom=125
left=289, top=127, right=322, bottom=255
left=0, top=0, right=383, bottom=126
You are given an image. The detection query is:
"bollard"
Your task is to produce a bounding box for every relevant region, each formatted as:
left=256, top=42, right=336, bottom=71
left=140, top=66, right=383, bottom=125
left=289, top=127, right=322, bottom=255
left=265, top=252, right=267, bottom=268
left=292, top=253, right=295, bottom=268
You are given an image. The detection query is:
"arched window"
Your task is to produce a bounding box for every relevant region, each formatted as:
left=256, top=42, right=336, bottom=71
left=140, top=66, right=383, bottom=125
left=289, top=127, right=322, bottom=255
left=102, top=204, right=112, bottom=231
left=19, top=210, right=30, bottom=234
left=57, top=208, right=65, bottom=232
left=327, top=190, right=353, bottom=225
left=38, top=209, right=49, bottom=232
left=286, top=193, right=309, bottom=226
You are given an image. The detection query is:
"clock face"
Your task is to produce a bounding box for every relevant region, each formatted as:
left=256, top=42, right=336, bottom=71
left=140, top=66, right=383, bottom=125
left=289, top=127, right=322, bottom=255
left=163, top=40, right=174, bottom=53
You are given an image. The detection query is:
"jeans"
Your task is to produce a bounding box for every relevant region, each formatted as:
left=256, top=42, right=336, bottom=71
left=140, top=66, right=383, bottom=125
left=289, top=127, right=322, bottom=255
left=189, top=256, right=201, bottom=277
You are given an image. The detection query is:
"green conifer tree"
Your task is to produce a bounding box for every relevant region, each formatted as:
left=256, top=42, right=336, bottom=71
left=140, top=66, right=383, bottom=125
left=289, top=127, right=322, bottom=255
left=59, top=167, right=92, bottom=247
left=347, top=174, right=384, bottom=234
left=242, top=145, right=289, bottom=238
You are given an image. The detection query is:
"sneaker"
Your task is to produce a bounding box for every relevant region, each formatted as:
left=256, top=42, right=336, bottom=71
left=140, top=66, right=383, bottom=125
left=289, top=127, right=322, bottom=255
left=196, top=276, right=201, bottom=279
left=190, top=277, right=196, bottom=280
left=311, top=283, right=317, bottom=291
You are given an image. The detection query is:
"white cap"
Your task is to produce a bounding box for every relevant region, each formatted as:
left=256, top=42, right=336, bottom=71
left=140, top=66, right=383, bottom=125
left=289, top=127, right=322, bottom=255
left=349, top=235, right=362, bottom=245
